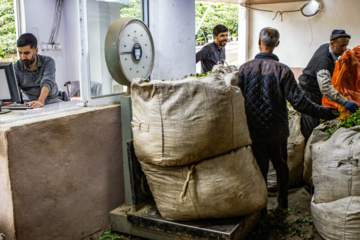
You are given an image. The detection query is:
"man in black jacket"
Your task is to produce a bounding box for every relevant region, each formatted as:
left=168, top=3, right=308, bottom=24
left=299, top=29, right=358, bottom=142
left=238, top=27, right=338, bottom=210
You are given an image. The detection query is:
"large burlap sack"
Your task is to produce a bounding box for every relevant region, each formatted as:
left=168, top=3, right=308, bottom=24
left=310, top=125, right=360, bottom=204
left=140, top=146, right=268, bottom=221
left=212, top=64, right=239, bottom=86
left=311, top=196, right=360, bottom=240
left=131, top=74, right=251, bottom=167
left=267, top=109, right=305, bottom=189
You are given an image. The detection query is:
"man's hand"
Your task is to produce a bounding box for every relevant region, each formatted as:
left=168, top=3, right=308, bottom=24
left=325, top=107, right=339, bottom=120
left=26, top=100, right=44, bottom=109
left=344, top=100, right=359, bottom=113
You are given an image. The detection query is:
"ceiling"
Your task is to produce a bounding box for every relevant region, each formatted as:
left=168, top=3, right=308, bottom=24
left=197, top=0, right=307, bottom=4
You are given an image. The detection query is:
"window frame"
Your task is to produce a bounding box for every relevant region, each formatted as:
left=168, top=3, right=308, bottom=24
left=78, top=0, right=149, bottom=107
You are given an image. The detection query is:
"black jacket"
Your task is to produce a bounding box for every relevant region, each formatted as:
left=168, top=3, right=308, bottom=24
left=238, top=52, right=334, bottom=142
left=298, top=43, right=335, bottom=104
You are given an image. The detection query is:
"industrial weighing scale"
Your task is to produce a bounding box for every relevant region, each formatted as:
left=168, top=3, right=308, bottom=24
left=104, top=17, right=260, bottom=240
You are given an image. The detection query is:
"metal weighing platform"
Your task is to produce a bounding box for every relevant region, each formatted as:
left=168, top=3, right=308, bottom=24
left=110, top=139, right=260, bottom=240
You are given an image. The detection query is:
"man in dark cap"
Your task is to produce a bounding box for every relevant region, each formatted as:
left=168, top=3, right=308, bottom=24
left=196, top=24, right=228, bottom=73
left=299, top=29, right=359, bottom=142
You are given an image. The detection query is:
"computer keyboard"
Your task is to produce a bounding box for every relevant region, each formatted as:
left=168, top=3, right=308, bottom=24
left=2, top=103, right=32, bottom=110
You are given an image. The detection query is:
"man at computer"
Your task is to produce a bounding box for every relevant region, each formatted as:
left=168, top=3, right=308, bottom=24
left=14, top=33, right=62, bottom=108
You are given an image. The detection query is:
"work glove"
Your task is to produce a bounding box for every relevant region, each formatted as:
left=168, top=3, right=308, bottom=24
left=325, top=107, right=339, bottom=120
left=344, top=100, right=359, bottom=113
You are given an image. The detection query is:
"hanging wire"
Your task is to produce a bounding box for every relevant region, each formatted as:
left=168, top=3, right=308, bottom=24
left=272, top=9, right=300, bottom=21
left=308, top=18, right=314, bottom=47
left=49, top=0, right=64, bottom=44
left=240, top=3, right=300, bottom=21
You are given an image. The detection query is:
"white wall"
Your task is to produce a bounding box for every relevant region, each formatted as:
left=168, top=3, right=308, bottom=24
left=149, top=0, right=196, bottom=80
left=247, top=0, right=360, bottom=67
left=23, top=0, right=80, bottom=91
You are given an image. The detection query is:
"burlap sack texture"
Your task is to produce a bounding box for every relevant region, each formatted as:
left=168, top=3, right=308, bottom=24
left=311, top=196, right=360, bottom=240
left=310, top=125, right=360, bottom=204
left=139, top=146, right=268, bottom=221
left=131, top=71, right=251, bottom=167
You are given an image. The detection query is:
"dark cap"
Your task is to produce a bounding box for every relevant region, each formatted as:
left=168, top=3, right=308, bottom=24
left=330, top=29, right=351, bottom=41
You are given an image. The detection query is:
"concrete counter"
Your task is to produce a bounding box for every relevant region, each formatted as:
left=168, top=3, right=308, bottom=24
left=0, top=104, right=124, bottom=240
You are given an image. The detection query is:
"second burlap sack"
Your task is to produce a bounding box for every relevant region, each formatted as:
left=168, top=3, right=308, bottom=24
left=309, top=125, right=360, bottom=204
left=140, top=146, right=268, bottom=221
left=131, top=73, right=251, bottom=167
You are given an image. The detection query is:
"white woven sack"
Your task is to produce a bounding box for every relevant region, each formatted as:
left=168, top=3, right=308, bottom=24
left=267, top=110, right=305, bottom=189
left=140, top=146, right=268, bottom=221
left=131, top=74, right=251, bottom=167
left=311, top=125, right=360, bottom=204
left=302, top=121, right=334, bottom=187
left=311, top=196, right=360, bottom=240
left=212, top=64, right=239, bottom=86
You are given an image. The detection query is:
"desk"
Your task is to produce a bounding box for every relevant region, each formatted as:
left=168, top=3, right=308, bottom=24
left=0, top=100, right=82, bottom=126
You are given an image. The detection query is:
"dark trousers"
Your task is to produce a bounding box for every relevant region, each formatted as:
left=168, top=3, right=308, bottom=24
left=252, top=138, right=289, bottom=208
left=300, top=87, right=322, bottom=143
left=301, top=114, right=319, bottom=143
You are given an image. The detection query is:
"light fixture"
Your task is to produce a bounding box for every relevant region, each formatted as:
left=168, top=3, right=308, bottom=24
left=300, top=0, right=321, bottom=17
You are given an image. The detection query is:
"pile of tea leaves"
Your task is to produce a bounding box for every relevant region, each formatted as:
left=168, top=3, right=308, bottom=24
left=324, top=108, right=360, bottom=138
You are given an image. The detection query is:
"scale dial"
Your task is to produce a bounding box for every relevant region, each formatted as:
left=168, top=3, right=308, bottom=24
left=105, top=17, right=155, bottom=87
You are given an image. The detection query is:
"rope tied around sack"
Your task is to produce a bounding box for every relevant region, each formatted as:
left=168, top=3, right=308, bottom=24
left=179, top=164, right=196, bottom=204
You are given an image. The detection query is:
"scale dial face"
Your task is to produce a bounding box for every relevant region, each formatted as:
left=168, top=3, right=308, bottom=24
left=105, top=18, right=155, bottom=87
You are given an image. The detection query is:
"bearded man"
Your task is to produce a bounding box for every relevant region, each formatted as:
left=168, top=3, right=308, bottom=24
left=14, top=33, right=62, bottom=108
left=196, top=24, right=229, bottom=73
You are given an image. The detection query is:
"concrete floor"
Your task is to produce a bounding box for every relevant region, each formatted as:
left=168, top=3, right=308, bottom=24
left=245, top=186, right=322, bottom=240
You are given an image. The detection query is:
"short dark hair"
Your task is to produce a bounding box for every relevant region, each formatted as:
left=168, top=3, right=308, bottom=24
left=259, top=27, right=279, bottom=48
left=17, top=33, right=38, bottom=49
left=213, top=25, right=228, bottom=36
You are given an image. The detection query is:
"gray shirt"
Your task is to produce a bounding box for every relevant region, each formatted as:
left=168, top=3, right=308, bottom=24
left=14, top=54, right=60, bottom=104
left=196, top=42, right=226, bottom=73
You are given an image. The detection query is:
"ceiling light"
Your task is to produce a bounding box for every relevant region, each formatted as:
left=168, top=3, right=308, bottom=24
left=300, top=0, right=321, bottom=17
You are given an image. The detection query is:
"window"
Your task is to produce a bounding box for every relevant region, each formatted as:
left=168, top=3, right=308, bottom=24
left=80, top=0, right=145, bottom=106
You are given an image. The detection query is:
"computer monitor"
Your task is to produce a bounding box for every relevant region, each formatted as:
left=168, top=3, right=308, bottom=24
left=0, top=62, right=22, bottom=114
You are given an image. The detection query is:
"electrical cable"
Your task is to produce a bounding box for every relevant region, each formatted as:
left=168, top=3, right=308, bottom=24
left=308, top=18, right=313, bottom=47
left=272, top=9, right=300, bottom=21
left=49, top=0, right=64, bottom=44
left=240, top=2, right=301, bottom=21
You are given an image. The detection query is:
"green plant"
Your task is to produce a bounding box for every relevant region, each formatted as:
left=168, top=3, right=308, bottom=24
left=119, top=0, right=141, bottom=19
left=339, top=108, right=360, bottom=128
left=195, top=2, right=238, bottom=42
left=96, top=230, right=129, bottom=240
left=323, top=108, right=360, bottom=140
left=0, top=0, right=17, bottom=61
